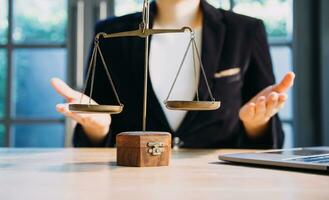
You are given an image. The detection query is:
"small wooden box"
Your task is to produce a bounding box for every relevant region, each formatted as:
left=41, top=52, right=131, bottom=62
left=116, top=131, right=171, bottom=167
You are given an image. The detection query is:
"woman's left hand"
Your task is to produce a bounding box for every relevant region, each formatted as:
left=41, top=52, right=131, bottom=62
left=239, top=72, right=295, bottom=138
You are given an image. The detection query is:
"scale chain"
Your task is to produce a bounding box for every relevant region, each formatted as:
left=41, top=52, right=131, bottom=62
left=80, top=44, right=97, bottom=104
left=165, top=34, right=216, bottom=103
left=89, top=43, right=98, bottom=105
left=96, top=44, right=123, bottom=106
left=192, top=37, right=200, bottom=101
left=79, top=40, right=123, bottom=107
left=165, top=38, right=193, bottom=102
left=192, top=38, right=216, bottom=102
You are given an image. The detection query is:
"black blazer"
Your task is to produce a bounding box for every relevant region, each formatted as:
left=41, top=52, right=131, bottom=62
left=73, top=0, right=284, bottom=149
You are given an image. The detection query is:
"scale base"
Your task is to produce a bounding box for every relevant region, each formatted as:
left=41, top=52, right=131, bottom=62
left=116, top=131, right=171, bottom=167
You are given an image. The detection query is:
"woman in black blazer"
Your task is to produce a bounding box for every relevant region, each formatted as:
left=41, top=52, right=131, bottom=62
left=51, top=0, right=294, bottom=148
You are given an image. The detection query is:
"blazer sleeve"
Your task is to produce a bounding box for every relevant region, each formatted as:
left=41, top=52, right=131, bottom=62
left=73, top=124, right=112, bottom=147
left=238, top=20, right=284, bottom=149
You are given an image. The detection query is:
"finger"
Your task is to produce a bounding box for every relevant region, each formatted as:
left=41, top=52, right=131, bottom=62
left=247, top=103, right=256, bottom=119
left=265, top=92, right=278, bottom=118
left=50, top=77, right=80, bottom=101
left=239, top=102, right=255, bottom=121
left=272, top=72, right=295, bottom=93
left=55, top=103, right=68, bottom=113
left=277, top=93, right=288, bottom=109
left=254, top=96, right=266, bottom=120
left=56, top=104, right=84, bottom=124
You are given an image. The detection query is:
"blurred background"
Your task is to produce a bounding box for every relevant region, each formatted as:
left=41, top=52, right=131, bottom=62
left=0, top=0, right=328, bottom=148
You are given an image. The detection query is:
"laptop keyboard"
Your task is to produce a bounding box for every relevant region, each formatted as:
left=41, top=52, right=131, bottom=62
left=291, top=154, right=329, bottom=164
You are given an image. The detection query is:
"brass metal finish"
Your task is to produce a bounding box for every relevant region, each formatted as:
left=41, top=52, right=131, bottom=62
left=147, top=142, right=165, bottom=156
left=95, top=27, right=192, bottom=39
left=164, top=101, right=221, bottom=111
left=142, top=0, right=150, bottom=131
left=69, top=104, right=123, bottom=114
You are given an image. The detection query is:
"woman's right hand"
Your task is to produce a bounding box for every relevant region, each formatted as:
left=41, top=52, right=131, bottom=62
left=50, top=77, right=111, bottom=144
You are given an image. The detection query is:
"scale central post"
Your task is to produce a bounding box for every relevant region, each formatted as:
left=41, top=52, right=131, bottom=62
left=141, top=0, right=150, bottom=131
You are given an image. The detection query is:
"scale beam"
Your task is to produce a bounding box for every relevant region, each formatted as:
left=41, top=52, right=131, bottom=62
left=95, top=27, right=193, bottom=40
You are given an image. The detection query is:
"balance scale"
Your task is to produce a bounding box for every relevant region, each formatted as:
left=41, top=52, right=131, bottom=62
left=68, top=0, right=221, bottom=167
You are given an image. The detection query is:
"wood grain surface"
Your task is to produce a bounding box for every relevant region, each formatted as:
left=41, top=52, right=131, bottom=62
left=0, top=148, right=328, bottom=200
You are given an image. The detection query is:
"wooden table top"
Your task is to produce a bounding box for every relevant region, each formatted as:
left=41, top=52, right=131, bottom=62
left=0, top=148, right=328, bottom=200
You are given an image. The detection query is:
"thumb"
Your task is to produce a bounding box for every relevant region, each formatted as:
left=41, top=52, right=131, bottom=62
left=272, top=72, right=295, bottom=93
left=50, top=77, right=80, bottom=102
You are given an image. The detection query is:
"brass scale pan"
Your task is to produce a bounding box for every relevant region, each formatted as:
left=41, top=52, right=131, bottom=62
left=69, top=104, right=123, bottom=114
left=164, top=101, right=220, bottom=111
left=69, top=28, right=220, bottom=114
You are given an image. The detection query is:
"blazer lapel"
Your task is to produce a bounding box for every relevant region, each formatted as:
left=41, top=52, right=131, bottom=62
left=199, top=0, right=226, bottom=101
left=176, top=1, right=226, bottom=136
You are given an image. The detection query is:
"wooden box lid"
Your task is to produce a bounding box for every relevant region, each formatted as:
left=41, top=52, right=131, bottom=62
left=116, top=132, right=171, bottom=148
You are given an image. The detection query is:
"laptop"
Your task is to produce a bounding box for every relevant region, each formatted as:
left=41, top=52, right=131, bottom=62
left=218, top=146, right=329, bottom=171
